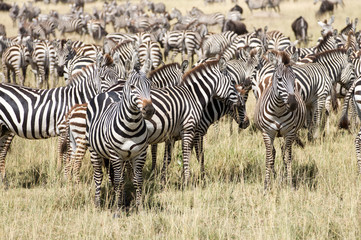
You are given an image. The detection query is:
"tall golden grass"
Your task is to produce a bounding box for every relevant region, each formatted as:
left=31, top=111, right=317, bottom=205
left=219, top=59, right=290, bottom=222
left=1, top=0, right=361, bottom=239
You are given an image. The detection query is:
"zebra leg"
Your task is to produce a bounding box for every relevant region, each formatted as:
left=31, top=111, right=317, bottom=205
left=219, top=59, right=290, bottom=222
left=161, top=140, right=173, bottom=184
left=112, top=159, right=126, bottom=212
left=229, top=115, right=233, bottom=135
left=11, top=70, right=16, bottom=85
left=283, top=134, right=294, bottom=187
left=262, top=132, right=275, bottom=190
left=151, top=144, right=157, bottom=173
left=194, top=135, right=205, bottom=180
left=355, top=128, right=361, bottom=174
left=133, top=151, right=147, bottom=210
left=182, top=134, right=195, bottom=185
left=72, top=140, right=88, bottom=184
left=0, top=133, right=15, bottom=189
left=90, top=151, right=104, bottom=208
left=21, top=66, right=26, bottom=86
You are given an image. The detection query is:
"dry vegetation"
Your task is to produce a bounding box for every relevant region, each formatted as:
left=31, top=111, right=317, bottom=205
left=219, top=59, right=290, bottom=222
left=1, top=0, right=361, bottom=239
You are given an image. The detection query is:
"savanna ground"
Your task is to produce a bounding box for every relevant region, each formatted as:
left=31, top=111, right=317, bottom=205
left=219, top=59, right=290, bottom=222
left=1, top=0, right=361, bottom=239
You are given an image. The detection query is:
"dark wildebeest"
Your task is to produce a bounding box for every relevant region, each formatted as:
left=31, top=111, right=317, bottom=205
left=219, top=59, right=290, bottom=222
left=222, top=20, right=248, bottom=35
left=292, top=16, right=309, bottom=45
left=314, top=0, right=343, bottom=17
left=230, top=4, right=243, bottom=15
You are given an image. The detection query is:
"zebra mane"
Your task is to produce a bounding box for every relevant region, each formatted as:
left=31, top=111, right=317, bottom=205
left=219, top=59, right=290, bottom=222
left=111, top=39, right=134, bottom=51
left=67, top=63, right=96, bottom=85
left=313, top=48, right=348, bottom=61
left=345, top=31, right=356, bottom=50
left=268, top=50, right=291, bottom=66
left=148, top=62, right=180, bottom=79
left=181, top=59, right=220, bottom=84
left=340, top=23, right=353, bottom=36
left=102, top=54, right=114, bottom=66
left=316, top=31, right=334, bottom=50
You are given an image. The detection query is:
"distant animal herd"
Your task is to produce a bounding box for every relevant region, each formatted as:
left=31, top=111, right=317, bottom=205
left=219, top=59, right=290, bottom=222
left=0, top=0, right=359, bottom=214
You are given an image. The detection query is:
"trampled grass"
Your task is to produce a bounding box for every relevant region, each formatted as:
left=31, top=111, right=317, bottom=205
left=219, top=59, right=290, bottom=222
left=1, top=0, right=361, bottom=239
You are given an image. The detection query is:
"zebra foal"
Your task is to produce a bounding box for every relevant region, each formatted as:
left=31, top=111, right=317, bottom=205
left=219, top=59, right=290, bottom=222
left=254, top=51, right=306, bottom=190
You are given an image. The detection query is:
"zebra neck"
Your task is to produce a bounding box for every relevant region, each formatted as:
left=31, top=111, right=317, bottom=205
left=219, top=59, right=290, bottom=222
left=183, top=78, right=213, bottom=110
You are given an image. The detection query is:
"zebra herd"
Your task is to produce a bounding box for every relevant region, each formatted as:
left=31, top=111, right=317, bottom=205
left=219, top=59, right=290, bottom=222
left=0, top=1, right=361, bottom=212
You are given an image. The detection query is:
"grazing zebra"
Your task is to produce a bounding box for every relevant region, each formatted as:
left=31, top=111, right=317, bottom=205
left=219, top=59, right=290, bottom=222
left=138, top=41, right=162, bottom=70
left=2, top=44, right=31, bottom=86
left=254, top=51, right=306, bottom=190
left=31, top=39, right=56, bottom=88
left=0, top=54, right=118, bottom=187
left=86, top=61, right=155, bottom=210
left=339, top=76, right=361, bottom=173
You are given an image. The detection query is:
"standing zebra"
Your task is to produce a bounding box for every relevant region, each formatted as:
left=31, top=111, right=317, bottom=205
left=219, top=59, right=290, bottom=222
left=138, top=41, right=162, bottom=70
left=31, top=39, right=56, bottom=88
left=339, top=76, right=361, bottom=173
left=0, top=54, right=118, bottom=187
left=2, top=43, right=32, bottom=86
left=86, top=61, right=155, bottom=210
left=254, top=51, right=306, bottom=190
left=59, top=60, right=188, bottom=183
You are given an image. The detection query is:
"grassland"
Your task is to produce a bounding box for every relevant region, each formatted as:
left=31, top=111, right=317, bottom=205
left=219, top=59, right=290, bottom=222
left=1, top=0, right=361, bottom=239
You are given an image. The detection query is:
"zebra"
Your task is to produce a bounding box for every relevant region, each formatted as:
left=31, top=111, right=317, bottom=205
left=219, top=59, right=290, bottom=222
left=138, top=41, right=162, bottom=70
left=58, top=18, right=86, bottom=36
left=63, top=55, right=95, bottom=83
left=202, top=33, right=232, bottom=59
left=222, top=32, right=264, bottom=61
left=86, top=19, right=107, bottom=42
left=59, top=60, right=188, bottom=183
left=86, top=61, right=155, bottom=210
left=97, top=59, right=242, bottom=184
left=31, top=39, right=56, bottom=88
left=254, top=51, right=306, bottom=190
left=2, top=43, right=32, bottom=86
left=339, top=76, right=361, bottom=173
left=0, top=54, right=118, bottom=187
left=254, top=49, right=355, bottom=140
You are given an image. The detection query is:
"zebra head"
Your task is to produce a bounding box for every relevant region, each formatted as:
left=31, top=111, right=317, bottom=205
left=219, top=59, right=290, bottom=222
left=216, top=58, right=243, bottom=111
left=269, top=51, right=298, bottom=112
left=339, top=48, right=356, bottom=90
left=125, top=59, right=155, bottom=120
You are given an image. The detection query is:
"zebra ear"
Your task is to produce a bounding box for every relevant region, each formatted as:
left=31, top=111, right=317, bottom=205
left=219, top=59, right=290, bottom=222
left=218, top=58, right=227, bottom=74
left=291, top=51, right=298, bottom=63
left=181, top=60, right=188, bottom=73
left=346, top=48, right=353, bottom=62
left=141, top=59, right=152, bottom=74
left=346, top=17, right=350, bottom=26
left=333, top=29, right=338, bottom=36
left=96, top=53, right=104, bottom=67
left=113, top=52, right=121, bottom=65
left=329, top=15, right=335, bottom=25
left=66, top=39, right=72, bottom=49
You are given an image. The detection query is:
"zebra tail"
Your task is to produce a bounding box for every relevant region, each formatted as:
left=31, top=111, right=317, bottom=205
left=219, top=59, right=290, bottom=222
left=294, top=135, right=305, bottom=148
left=338, top=81, right=356, bottom=129
left=331, top=85, right=338, bottom=112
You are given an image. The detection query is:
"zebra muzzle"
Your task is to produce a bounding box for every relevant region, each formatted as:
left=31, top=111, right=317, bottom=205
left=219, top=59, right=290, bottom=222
left=287, top=94, right=297, bottom=112
left=142, top=100, right=155, bottom=120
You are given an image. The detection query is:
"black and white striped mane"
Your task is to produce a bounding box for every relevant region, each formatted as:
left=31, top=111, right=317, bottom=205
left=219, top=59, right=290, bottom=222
left=148, top=62, right=181, bottom=79
left=181, top=59, right=220, bottom=84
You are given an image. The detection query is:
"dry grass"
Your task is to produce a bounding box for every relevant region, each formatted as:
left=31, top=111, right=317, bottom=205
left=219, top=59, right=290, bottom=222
left=1, top=0, right=361, bottom=239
